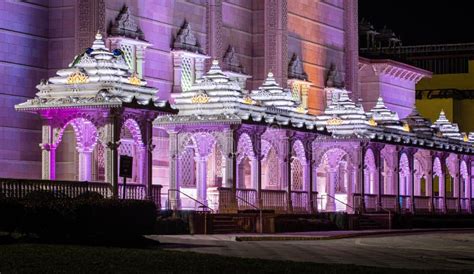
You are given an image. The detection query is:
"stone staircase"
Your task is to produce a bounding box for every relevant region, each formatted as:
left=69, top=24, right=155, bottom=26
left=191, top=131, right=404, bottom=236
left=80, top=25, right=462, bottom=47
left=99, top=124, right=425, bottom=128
left=357, top=213, right=391, bottom=230
left=211, top=214, right=246, bottom=234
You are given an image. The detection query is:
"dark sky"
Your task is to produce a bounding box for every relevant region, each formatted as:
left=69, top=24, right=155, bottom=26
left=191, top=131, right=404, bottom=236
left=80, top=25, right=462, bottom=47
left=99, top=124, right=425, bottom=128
left=358, top=1, right=474, bottom=45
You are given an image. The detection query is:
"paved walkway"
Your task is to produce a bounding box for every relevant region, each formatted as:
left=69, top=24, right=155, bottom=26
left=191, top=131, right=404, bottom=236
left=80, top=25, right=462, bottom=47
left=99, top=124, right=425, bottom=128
left=149, top=229, right=474, bottom=271
left=152, top=228, right=474, bottom=242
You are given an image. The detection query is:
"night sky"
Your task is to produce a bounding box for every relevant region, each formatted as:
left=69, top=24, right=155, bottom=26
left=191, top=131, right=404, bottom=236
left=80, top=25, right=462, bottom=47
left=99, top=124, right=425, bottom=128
left=358, top=1, right=474, bottom=45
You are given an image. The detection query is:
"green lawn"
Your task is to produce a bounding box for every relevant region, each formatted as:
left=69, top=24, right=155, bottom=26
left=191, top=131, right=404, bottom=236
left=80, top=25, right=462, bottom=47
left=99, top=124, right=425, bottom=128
left=0, top=244, right=467, bottom=274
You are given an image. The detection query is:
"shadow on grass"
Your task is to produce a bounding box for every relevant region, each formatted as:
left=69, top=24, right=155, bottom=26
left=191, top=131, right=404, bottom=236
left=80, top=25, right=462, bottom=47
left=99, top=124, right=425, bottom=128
left=0, top=233, right=221, bottom=250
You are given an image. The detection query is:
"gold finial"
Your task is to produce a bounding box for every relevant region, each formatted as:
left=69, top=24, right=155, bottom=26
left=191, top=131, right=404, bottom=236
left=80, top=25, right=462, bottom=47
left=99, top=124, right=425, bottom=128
left=295, top=104, right=306, bottom=113
left=191, top=92, right=210, bottom=104
left=327, top=117, right=343, bottom=126
left=402, top=123, right=410, bottom=132
left=128, top=73, right=142, bottom=86
left=67, top=71, right=89, bottom=84
left=368, top=118, right=377, bottom=127
left=243, top=95, right=255, bottom=105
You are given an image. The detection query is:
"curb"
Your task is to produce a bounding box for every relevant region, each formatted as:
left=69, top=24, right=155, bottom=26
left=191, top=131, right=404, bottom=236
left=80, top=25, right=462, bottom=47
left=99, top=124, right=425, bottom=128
left=234, top=228, right=474, bottom=242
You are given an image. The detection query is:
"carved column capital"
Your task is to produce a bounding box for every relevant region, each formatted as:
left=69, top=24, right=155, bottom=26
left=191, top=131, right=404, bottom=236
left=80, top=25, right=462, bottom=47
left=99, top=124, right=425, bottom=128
left=106, top=141, right=121, bottom=150
left=39, top=143, right=55, bottom=151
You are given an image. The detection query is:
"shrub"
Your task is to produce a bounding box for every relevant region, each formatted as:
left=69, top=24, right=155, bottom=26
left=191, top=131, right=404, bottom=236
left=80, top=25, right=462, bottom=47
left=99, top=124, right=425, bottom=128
left=328, top=212, right=349, bottom=230
left=23, top=190, right=57, bottom=203
left=0, top=195, right=157, bottom=240
left=73, top=199, right=157, bottom=238
left=75, top=191, right=104, bottom=200
left=155, top=217, right=189, bottom=235
left=0, top=198, right=24, bottom=234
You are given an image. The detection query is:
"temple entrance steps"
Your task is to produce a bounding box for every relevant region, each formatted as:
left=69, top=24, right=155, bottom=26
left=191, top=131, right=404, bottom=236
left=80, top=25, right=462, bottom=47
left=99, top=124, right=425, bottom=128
left=356, top=213, right=392, bottom=230
left=211, top=214, right=247, bottom=234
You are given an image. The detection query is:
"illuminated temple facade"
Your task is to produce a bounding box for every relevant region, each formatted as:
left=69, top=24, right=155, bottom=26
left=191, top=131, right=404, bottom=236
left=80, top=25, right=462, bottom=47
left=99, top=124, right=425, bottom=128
left=3, top=0, right=474, bottom=214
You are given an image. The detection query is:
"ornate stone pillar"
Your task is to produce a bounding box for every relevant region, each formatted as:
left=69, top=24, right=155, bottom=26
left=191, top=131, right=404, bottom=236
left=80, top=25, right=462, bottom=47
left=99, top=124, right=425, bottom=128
left=278, top=157, right=287, bottom=190
left=376, top=147, right=383, bottom=210
left=454, top=156, right=461, bottom=212
left=359, top=144, right=367, bottom=213
left=395, top=147, right=401, bottom=213
left=409, top=152, right=416, bottom=213
left=40, top=119, right=56, bottom=180
left=364, top=172, right=370, bottom=195
left=286, top=136, right=293, bottom=213
left=326, top=167, right=337, bottom=211
left=222, top=128, right=236, bottom=188
left=343, top=0, right=359, bottom=100
left=350, top=168, right=358, bottom=210
left=207, top=0, right=223, bottom=61
left=468, top=159, right=473, bottom=213
left=237, top=162, right=244, bottom=188
left=144, top=118, right=154, bottom=199
left=168, top=130, right=180, bottom=209
left=78, top=148, right=93, bottom=181
left=346, top=167, right=354, bottom=213
left=137, top=147, right=146, bottom=185
left=440, top=169, right=446, bottom=213
left=103, top=113, right=120, bottom=198
left=250, top=157, right=260, bottom=191
left=469, top=162, right=473, bottom=213
left=195, top=156, right=209, bottom=206
left=302, top=163, right=310, bottom=192
left=264, top=0, right=288, bottom=86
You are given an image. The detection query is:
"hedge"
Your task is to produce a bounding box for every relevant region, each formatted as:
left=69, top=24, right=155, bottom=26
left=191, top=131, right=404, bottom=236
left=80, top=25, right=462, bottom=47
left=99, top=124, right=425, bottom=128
left=0, top=191, right=157, bottom=240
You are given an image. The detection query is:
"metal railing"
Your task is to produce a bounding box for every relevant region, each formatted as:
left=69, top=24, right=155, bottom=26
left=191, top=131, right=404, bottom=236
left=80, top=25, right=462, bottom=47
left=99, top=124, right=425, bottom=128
left=0, top=177, right=112, bottom=198
left=377, top=203, right=393, bottom=230
left=167, top=188, right=214, bottom=234
left=235, top=195, right=263, bottom=234
left=318, top=193, right=355, bottom=212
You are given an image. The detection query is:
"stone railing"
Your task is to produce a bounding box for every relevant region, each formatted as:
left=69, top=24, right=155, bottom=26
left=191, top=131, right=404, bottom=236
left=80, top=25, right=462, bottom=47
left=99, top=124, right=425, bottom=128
left=399, top=195, right=411, bottom=212
left=364, top=194, right=378, bottom=212
left=217, top=187, right=234, bottom=213
left=291, top=190, right=308, bottom=213
left=310, top=192, right=319, bottom=212
left=445, top=197, right=458, bottom=213
left=433, top=197, right=444, bottom=213
left=414, top=196, right=431, bottom=213
left=460, top=198, right=470, bottom=213
left=236, top=188, right=257, bottom=209
left=151, top=184, right=162, bottom=210
left=118, top=183, right=146, bottom=200
left=261, top=189, right=287, bottom=212
left=352, top=193, right=362, bottom=212
left=0, top=177, right=112, bottom=198
left=380, top=195, right=397, bottom=211
left=0, top=178, right=162, bottom=210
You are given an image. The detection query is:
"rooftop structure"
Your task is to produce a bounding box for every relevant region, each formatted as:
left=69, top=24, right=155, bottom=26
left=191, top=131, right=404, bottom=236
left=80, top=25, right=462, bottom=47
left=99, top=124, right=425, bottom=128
left=15, top=33, right=174, bottom=195
left=16, top=32, right=166, bottom=112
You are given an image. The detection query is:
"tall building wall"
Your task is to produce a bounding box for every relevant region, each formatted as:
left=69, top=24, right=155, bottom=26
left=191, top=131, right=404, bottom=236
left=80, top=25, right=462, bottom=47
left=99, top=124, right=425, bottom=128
left=287, top=0, right=347, bottom=112
left=0, top=0, right=357, bottom=180
left=0, top=0, right=49, bottom=178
